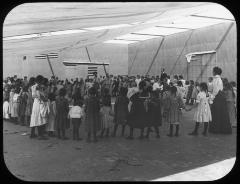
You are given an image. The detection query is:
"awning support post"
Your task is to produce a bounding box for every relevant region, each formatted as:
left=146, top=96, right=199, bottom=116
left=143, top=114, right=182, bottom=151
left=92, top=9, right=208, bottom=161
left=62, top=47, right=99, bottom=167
left=46, top=54, right=55, bottom=77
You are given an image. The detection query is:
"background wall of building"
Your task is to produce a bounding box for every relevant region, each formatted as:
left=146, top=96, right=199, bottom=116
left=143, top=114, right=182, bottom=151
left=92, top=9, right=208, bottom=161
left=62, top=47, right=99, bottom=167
left=128, top=22, right=237, bottom=82
left=3, top=22, right=236, bottom=82
left=3, top=42, right=129, bottom=79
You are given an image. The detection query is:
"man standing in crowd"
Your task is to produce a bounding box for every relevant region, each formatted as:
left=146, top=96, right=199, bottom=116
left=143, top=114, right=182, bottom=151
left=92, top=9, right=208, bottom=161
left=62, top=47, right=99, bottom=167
left=160, top=68, right=167, bottom=82
left=13, top=75, right=18, bottom=82
left=23, top=76, right=28, bottom=87
left=101, top=74, right=111, bottom=96
left=92, top=72, right=100, bottom=96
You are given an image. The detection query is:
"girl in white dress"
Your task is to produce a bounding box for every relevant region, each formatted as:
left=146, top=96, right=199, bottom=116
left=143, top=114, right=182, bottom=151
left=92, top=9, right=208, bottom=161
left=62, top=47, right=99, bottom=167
left=99, top=88, right=114, bottom=138
left=3, top=99, right=10, bottom=120
left=46, top=93, right=56, bottom=137
left=188, top=82, right=212, bottom=136
left=30, top=75, right=48, bottom=139
left=9, top=88, right=15, bottom=121
left=176, top=80, right=185, bottom=100
left=11, top=87, right=21, bottom=123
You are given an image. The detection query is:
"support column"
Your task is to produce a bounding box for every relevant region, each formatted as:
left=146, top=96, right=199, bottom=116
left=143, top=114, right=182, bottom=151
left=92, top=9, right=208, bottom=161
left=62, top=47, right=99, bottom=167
left=46, top=54, right=55, bottom=77
left=146, top=37, right=165, bottom=75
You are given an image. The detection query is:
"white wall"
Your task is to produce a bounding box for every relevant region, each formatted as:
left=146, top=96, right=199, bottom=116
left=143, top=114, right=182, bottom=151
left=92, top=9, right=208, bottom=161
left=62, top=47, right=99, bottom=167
left=3, top=42, right=128, bottom=79
left=60, top=43, right=128, bottom=78
left=3, top=53, right=66, bottom=79
left=128, top=22, right=237, bottom=82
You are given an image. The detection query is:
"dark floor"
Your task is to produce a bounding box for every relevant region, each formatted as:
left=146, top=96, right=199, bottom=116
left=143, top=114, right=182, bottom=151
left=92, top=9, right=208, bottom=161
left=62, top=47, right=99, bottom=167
left=3, top=109, right=236, bottom=181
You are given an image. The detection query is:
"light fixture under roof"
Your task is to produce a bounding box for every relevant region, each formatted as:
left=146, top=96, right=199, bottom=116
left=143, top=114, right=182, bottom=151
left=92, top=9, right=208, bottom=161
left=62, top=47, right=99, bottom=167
left=116, top=34, right=160, bottom=41
left=134, top=26, right=188, bottom=36
left=3, top=29, right=87, bottom=41
left=104, top=40, right=138, bottom=44
left=84, top=24, right=131, bottom=31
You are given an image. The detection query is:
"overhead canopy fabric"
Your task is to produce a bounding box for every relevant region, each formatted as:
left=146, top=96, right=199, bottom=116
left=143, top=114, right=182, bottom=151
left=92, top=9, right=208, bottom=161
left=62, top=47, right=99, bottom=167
left=3, top=2, right=235, bottom=55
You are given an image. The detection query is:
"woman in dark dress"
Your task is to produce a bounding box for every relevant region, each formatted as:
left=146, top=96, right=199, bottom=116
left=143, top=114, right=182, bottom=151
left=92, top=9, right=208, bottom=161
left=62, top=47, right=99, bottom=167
left=126, top=80, right=149, bottom=140
left=56, top=88, right=69, bottom=139
left=145, top=90, right=162, bottom=138
left=208, top=67, right=232, bottom=134
left=112, top=78, right=120, bottom=97
left=112, top=87, right=129, bottom=137
left=84, top=87, right=101, bottom=142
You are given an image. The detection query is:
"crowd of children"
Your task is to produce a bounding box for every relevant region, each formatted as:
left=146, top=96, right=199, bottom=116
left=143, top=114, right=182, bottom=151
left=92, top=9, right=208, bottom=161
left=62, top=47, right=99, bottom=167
left=3, top=67, right=237, bottom=142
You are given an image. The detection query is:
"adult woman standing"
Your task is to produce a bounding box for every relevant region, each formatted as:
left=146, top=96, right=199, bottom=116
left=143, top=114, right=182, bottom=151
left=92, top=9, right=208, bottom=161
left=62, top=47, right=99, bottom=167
left=30, top=75, right=48, bottom=139
left=79, top=78, right=85, bottom=98
left=39, top=78, right=50, bottom=136
left=56, top=88, right=69, bottom=139
left=25, top=77, right=35, bottom=126
left=84, top=87, right=101, bottom=142
left=9, top=88, right=15, bottom=121
left=223, top=81, right=237, bottom=128
left=126, top=80, right=149, bottom=139
left=11, top=87, right=21, bottom=123
left=208, top=67, right=232, bottom=134
left=72, top=83, right=82, bottom=104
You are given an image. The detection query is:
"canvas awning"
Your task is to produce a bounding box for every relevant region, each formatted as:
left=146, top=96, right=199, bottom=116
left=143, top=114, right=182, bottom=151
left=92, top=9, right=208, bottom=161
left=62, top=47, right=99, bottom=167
left=3, top=3, right=235, bottom=55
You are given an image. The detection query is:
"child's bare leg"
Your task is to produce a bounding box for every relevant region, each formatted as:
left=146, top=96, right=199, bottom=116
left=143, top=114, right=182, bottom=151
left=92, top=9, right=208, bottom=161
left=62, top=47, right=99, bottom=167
left=111, top=124, right=118, bottom=137
left=105, top=128, right=109, bottom=137
left=175, top=124, right=179, bottom=136
left=100, top=129, right=105, bottom=138
left=57, top=128, right=61, bottom=139
left=138, top=128, right=144, bottom=139
left=167, top=124, right=173, bottom=137
left=202, top=122, right=208, bottom=136
left=86, top=132, right=91, bottom=142
left=154, top=126, right=160, bottom=138
left=121, top=125, right=126, bottom=136
left=126, top=127, right=134, bottom=140
left=189, top=122, right=199, bottom=135
left=93, top=131, right=98, bottom=142
left=145, top=127, right=151, bottom=138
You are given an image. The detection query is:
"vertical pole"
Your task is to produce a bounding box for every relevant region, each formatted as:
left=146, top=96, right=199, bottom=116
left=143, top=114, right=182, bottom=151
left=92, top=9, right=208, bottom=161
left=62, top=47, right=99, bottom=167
left=85, top=47, right=92, bottom=63
left=85, top=46, right=93, bottom=78
left=128, top=45, right=140, bottom=75
left=146, top=37, right=165, bottom=75
left=215, top=52, right=217, bottom=66
left=170, top=30, right=194, bottom=75
left=46, top=54, right=55, bottom=77
left=200, top=56, right=202, bottom=82
left=103, top=64, right=107, bottom=76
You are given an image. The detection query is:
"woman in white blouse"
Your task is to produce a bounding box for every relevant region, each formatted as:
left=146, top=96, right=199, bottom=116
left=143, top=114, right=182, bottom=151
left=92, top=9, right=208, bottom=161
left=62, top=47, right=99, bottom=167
left=30, top=75, right=49, bottom=139
left=208, top=67, right=232, bottom=134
